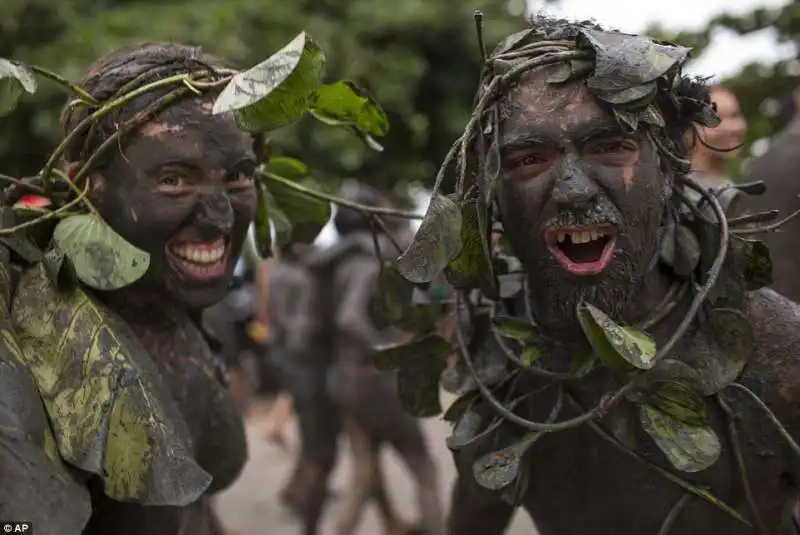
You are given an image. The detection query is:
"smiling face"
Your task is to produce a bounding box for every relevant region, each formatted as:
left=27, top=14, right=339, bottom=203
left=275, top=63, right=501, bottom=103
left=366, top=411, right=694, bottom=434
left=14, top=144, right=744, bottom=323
left=495, top=65, right=671, bottom=323
left=89, top=98, right=258, bottom=309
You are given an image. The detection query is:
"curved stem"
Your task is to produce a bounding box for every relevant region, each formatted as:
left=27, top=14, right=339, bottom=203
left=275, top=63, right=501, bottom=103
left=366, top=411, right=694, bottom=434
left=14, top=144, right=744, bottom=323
left=456, top=76, right=501, bottom=196
left=0, top=181, right=90, bottom=236
left=656, top=494, right=691, bottom=535
left=259, top=171, right=422, bottom=220
left=733, top=206, right=800, bottom=235
left=368, top=214, right=404, bottom=254
left=727, top=383, right=800, bottom=459
left=51, top=169, right=99, bottom=217
left=0, top=174, right=45, bottom=195
left=71, top=87, right=190, bottom=188
left=28, top=65, right=99, bottom=105
left=717, top=393, right=769, bottom=534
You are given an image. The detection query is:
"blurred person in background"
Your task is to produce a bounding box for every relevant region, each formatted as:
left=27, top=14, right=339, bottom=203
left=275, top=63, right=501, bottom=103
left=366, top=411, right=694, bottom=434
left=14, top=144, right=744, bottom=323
left=742, top=83, right=800, bottom=302
left=688, top=84, right=748, bottom=188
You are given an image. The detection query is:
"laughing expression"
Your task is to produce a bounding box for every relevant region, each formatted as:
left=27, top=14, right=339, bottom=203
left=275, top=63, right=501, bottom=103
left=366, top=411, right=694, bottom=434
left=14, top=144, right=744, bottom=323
left=90, top=99, right=258, bottom=309
left=495, top=64, right=670, bottom=321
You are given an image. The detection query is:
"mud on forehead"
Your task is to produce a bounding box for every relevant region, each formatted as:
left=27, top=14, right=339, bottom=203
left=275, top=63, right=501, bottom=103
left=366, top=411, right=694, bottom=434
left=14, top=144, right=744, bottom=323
left=500, top=64, right=614, bottom=137
left=126, top=98, right=255, bottom=167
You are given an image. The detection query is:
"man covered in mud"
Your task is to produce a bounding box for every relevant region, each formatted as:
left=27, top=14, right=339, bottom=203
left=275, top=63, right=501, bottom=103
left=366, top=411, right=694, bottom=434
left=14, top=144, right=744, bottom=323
left=1, top=43, right=255, bottom=534
left=268, top=182, right=443, bottom=535
left=438, top=16, right=800, bottom=535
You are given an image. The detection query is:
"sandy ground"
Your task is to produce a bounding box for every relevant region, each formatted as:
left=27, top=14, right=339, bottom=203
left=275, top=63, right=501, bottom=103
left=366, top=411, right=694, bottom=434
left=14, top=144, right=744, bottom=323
left=214, top=396, right=538, bottom=535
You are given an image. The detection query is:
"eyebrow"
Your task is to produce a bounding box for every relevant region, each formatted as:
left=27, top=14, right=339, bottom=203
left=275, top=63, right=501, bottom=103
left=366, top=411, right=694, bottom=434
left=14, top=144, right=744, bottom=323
left=499, top=121, right=630, bottom=153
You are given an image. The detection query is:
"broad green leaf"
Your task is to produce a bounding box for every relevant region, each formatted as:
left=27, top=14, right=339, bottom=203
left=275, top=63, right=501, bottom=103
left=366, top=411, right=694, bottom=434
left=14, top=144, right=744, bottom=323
left=577, top=302, right=656, bottom=372
left=639, top=404, right=721, bottom=473
left=42, top=245, right=78, bottom=292
left=52, top=214, right=150, bottom=291
left=374, top=333, right=451, bottom=417
left=444, top=190, right=496, bottom=297
left=213, top=32, right=326, bottom=132
left=371, top=260, right=440, bottom=333
left=11, top=262, right=211, bottom=504
left=473, top=432, right=542, bottom=491
left=397, top=194, right=463, bottom=284
left=743, top=240, right=773, bottom=291
left=254, top=184, right=272, bottom=257
left=311, top=80, right=389, bottom=138
left=0, top=207, right=41, bottom=263
left=266, top=156, right=308, bottom=180
left=492, top=315, right=537, bottom=343
left=643, top=380, right=709, bottom=427
left=261, top=173, right=331, bottom=246
left=0, top=58, right=37, bottom=117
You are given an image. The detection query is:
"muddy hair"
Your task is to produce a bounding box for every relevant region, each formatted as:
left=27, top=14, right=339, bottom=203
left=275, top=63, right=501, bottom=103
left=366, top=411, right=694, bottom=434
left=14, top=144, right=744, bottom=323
left=487, top=15, right=714, bottom=178
left=59, top=42, right=237, bottom=167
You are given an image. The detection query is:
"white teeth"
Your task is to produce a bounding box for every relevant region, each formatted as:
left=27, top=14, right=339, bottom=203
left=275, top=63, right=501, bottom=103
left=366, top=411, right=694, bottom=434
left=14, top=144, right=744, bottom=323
left=561, top=229, right=610, bottom=244
left=172, top=239, right=226, bottom=264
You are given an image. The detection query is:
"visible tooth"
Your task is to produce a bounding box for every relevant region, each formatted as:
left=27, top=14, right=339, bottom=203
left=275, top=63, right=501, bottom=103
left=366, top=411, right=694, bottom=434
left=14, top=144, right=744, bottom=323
left=583, top=231, right=592, bottom=243
left=590, top=231, right=598, bottom=241
left=570, top=231, right=581, bottom=244
left=201, top=250, right=211, bottom=263
left=597, top=230, right=605, bottom=237
left=557, top=232, right=565, bottom=243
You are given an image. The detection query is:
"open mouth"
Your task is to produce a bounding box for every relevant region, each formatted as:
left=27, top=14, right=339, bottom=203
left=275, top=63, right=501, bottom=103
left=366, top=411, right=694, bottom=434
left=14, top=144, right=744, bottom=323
left=544, top=224, right=617, bottom=276
left=166, top=237, right=230, bottom=282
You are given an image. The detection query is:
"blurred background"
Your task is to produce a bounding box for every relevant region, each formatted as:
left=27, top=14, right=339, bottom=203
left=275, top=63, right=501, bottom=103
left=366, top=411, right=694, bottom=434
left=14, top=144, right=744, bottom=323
left=3, top=0, right=799, bottom=243
left=5, top=1, right=798, bottom=533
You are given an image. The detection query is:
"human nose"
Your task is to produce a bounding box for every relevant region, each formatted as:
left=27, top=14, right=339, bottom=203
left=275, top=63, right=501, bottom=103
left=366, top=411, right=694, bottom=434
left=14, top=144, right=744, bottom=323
left=550, top=153, right=598, bottom=210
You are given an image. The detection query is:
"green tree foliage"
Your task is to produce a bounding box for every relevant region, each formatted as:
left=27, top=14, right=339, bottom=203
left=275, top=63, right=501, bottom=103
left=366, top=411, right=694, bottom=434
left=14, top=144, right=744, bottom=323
left=0, top=0, right=524, bottom=192
left=647, top=2, right=800, bottom=179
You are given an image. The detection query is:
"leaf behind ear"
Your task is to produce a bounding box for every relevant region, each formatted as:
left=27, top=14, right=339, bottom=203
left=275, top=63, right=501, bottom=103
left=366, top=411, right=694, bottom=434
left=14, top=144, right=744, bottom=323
left=254, top=185, right=272, bottom=257
left=261, top=173, right=331, bottom=247
left=52, top=214, right=150, bottom=291
left=445, top=190, right=496, bottom=297
left=397, top=194, right=463, bottom=284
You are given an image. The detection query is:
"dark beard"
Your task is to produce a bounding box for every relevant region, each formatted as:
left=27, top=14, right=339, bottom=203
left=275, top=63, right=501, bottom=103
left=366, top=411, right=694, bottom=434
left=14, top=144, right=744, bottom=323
left=526, top=245, right=654, bottom=337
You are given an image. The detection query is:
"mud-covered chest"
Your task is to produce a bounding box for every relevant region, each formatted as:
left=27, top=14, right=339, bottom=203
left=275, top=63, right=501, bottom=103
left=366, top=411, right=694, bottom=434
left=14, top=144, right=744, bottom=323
left=129, top=318, right=247, bottom=494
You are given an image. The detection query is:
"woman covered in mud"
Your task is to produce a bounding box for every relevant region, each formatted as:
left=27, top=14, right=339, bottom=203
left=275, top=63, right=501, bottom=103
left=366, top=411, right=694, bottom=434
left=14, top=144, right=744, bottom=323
left=1, top=43, right=256, bottom=535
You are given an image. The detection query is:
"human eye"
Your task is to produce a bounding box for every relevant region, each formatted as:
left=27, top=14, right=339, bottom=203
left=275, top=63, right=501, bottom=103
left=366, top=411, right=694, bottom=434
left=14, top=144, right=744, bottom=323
left=505, top=148, right=555, bottom=180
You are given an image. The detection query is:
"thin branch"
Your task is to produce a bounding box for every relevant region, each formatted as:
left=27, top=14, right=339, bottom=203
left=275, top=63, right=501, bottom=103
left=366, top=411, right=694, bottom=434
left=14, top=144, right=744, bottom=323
left=656, top=494, right=691, bottom=535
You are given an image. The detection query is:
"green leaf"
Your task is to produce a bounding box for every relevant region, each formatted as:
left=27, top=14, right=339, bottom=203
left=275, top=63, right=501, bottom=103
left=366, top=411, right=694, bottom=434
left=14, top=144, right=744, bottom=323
left=0, top=59, right=37, bottom=117
left=576, top=302, right=657, bottom=372
left=265, top=156, right=308, bottom=180
left=639, top=404, right=721, bottom=473
left=521, top=346, right=543, bottom=367
left=212, top=32, right=326, bottom=132
left=11, top=262, right=211, bottom=504
left=371, top=260, right=441, bottom=333
left=491, top=315, right=537, bottom=343
left=254, top=184, right=272, bottom=257
left=743, top=240, right=773, bottom=291
left=374, top=333, right=451, bottom=418
left=472, top=432, right=542, bottom=491
left=643, top=380, right=709, bottom=427
left=444, top=189, right=496, bottom=297
left=261, top=172, right=331, bottom=246
left=571, top=351, right=597, bottom=377
left=0, top=207, right=42, bottom=263
left=311, top=81, right=389, bottom=138
left=397, top=194, right=463, bottom=284
left=52, top=214, right=150, bottom=291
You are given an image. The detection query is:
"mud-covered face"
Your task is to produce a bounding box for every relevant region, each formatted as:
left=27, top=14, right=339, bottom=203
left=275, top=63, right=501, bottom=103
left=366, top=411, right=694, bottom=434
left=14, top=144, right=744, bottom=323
left=90, top=99, right=258, bottom=309
left=495, top=65, right=670, bottom=319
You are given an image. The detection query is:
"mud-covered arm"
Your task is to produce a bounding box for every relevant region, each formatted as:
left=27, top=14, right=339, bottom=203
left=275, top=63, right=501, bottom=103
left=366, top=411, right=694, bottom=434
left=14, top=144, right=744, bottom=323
left=0, top=358, right=92, bottom=534
left=335, top=255, right=383, bottom=348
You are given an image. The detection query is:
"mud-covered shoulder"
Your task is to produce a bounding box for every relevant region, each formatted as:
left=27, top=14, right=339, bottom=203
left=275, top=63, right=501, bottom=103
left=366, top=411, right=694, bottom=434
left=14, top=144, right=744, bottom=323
left=744, top=288, right=800, bottom=404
